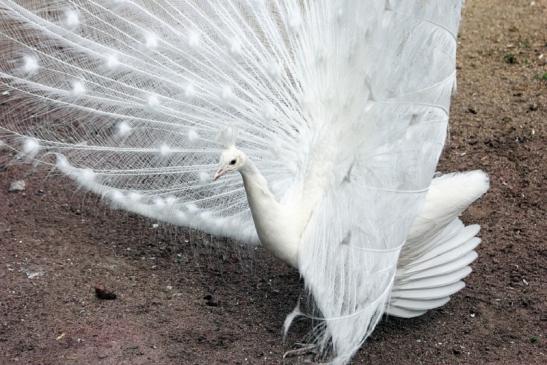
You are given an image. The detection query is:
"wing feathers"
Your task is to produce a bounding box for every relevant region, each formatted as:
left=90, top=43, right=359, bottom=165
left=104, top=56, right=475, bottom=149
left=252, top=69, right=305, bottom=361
left=395, top=266, right=472, bottom=290
left=391, top=281, right=466, bottom=301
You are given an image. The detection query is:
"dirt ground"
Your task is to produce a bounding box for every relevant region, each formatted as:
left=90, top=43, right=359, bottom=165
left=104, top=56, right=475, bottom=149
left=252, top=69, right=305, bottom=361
left=1, top=0, right=546, bottom=364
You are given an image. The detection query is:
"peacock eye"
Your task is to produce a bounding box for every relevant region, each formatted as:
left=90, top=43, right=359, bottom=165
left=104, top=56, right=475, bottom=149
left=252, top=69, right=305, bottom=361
left=229, top=159, right=237, bottom=165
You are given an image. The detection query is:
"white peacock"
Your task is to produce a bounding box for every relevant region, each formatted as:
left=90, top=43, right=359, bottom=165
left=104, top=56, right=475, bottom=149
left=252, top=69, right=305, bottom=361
left=0, top=1, right=489, bottom=363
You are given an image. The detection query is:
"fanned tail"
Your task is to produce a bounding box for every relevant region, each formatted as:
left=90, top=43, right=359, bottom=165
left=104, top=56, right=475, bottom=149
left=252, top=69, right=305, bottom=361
left=0, top=0, right=309, bottom=243
left=294, top=1, right=466, bottom=363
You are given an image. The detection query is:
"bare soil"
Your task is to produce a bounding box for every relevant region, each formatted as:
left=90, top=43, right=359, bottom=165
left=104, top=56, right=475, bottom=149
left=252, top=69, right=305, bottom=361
left=1, top=0, right=546, bottom=364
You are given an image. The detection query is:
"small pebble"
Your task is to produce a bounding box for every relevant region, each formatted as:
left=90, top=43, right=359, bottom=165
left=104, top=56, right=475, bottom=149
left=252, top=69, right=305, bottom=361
left=204, top=294, right=219, bottom=307
left=94, top=284, right=117, bottom=300
left=528, top=103, right=538, bottom=111
left=25, top=270, right=44, bottom=279
left=9, top=180, right=26, bottom=192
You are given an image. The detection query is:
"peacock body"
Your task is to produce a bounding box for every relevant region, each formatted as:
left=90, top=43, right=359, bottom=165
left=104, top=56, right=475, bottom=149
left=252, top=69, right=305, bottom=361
left=0, top=1, right=489, bottom=363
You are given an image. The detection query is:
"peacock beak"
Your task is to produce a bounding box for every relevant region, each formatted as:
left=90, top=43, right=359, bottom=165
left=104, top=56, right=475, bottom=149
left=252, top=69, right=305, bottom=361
left=213, top=167, right=226, bottom=181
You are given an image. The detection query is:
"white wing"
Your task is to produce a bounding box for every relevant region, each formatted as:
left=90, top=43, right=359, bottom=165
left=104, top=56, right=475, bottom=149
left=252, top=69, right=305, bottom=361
left=388, top=170, right=489, bottom=318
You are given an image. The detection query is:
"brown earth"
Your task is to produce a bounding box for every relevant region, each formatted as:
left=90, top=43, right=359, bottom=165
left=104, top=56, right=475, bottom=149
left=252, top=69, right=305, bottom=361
left=0, top=0, right=546, bottom=364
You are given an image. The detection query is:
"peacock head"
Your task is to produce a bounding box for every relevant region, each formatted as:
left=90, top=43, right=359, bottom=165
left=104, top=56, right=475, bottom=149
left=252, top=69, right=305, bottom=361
left=213, top=127, right=246, bottom=181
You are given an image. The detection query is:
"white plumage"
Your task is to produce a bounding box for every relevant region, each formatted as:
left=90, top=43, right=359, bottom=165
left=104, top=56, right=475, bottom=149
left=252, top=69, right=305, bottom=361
left=0, top=1, right=489, bottom=363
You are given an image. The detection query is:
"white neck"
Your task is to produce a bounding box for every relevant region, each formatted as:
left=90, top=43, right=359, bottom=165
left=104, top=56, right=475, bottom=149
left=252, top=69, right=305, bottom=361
left=239, top=159, right=300, bottom=268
